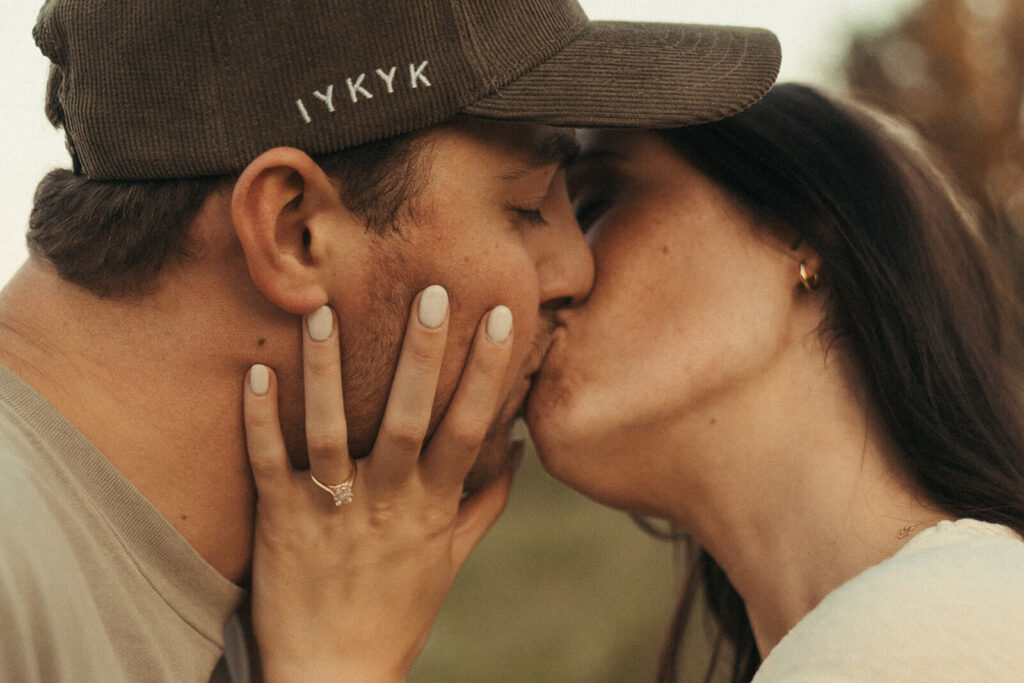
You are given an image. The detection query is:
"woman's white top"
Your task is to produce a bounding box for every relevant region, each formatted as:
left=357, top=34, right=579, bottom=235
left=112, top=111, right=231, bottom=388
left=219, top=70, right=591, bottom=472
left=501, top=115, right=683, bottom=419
left=754, top=519, right=1024, bottom=681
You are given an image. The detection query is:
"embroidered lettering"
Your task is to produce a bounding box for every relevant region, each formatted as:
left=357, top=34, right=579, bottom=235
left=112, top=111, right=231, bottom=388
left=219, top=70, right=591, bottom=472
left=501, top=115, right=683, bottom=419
left=312, top=85, right=336, bottom=113
left=294, top=58, right=434, bottom=123
left=372, top=67, right=395, bottom=93
left=409, top=61, right=431, bottom=88
left=296, top=99, right=312, bottom=124
left=346, top=74, right=374, bottom=102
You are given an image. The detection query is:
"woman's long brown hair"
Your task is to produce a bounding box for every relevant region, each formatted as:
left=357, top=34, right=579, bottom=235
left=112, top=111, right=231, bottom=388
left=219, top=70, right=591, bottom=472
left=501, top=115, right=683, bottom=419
left=652, top=84, right=1024, bottom=682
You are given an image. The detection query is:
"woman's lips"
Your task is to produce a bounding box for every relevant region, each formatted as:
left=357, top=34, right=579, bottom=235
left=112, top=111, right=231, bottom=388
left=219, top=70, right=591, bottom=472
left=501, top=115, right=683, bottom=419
left=514, top=327, right=564, bottom=418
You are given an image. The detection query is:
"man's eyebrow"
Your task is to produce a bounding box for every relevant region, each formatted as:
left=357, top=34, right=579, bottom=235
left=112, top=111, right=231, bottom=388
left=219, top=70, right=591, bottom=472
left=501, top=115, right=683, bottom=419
left=534, top=129, right=581, bottom=167
left=500, top=130, right=581, bottom=182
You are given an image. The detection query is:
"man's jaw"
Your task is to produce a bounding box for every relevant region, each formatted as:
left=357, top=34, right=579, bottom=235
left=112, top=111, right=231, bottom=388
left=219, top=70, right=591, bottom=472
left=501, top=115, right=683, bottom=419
left=460, top=319, right=557, bottom=496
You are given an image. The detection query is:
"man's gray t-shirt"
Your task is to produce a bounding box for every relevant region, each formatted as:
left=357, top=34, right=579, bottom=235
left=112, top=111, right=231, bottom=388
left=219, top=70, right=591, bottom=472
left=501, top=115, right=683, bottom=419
left=0, top=365, right=243, bottom=682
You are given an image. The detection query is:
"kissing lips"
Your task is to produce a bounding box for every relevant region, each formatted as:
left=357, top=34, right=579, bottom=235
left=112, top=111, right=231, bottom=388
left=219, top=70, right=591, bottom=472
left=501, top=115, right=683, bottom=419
left=514, top=342, right=553, bottom=419
left=514, top=372, right=537, bottom=420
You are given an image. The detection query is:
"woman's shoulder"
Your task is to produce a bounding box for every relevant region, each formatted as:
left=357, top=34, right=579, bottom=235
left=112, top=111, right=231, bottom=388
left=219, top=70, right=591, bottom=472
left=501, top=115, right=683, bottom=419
left=754, top=519, right=1024, bottom=682
left=892, top=518, right=1024, bottom=580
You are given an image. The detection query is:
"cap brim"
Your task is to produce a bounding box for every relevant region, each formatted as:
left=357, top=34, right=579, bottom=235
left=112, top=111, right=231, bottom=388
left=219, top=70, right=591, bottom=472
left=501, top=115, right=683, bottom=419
left=463, top=21, right=781, bottom=128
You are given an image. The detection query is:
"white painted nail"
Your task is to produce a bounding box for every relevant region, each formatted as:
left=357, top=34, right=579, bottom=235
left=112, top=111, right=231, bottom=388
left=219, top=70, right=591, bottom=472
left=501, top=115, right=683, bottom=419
left=486, top=305, right=513, bottom=344
left=250, top=364, right=270, bottom=396
left=306, top=305, right=333, bottom=341
left=418, top=285, right=448, bottom=329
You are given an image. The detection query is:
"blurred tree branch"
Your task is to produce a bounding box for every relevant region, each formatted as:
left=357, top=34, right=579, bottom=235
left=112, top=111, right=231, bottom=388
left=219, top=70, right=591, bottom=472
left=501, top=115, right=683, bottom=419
left=844, top=0, right=1024, bottom=278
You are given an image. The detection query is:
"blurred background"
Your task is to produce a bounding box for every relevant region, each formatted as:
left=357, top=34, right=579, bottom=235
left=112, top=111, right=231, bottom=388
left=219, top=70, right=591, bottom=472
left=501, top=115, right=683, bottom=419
left=2, top=0, right=1022, bottom=680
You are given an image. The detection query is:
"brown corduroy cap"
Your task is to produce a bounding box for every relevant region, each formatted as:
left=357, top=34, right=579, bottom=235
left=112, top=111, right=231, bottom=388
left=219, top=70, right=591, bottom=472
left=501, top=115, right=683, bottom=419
left=33, top=0, right=781, bottom=181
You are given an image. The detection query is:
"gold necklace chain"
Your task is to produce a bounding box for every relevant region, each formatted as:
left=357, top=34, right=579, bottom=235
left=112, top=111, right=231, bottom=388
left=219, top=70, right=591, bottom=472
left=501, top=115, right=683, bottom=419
left=887, top=522, right=928, bottom=555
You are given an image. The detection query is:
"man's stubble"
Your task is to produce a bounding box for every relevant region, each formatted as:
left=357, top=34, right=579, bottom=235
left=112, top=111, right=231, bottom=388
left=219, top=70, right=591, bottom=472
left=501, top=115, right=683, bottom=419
left=282, top=239, right=550, bottom=496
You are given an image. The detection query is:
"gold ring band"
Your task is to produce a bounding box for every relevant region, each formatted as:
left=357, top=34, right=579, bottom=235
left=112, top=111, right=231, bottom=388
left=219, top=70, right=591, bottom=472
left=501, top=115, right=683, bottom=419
left=310, top=466, right=356, bottom=506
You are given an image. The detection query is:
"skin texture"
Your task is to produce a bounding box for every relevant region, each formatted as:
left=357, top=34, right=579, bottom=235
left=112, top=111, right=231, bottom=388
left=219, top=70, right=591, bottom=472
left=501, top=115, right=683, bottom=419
left=528, top=130, right=950, bottom=655
left=529, top=129, right=812, bottom=516
left=0, top=119, right=593, bottom=583
left=320, top=119, right=592, bottom=495
left=244, top=296, right=520, bottom=681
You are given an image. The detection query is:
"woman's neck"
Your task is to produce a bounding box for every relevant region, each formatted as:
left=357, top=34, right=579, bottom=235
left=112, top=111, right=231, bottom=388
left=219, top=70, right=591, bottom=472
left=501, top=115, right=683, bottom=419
left=716, top=455, right=948, bottom=656
left=662, top=361, right=951, bottom=657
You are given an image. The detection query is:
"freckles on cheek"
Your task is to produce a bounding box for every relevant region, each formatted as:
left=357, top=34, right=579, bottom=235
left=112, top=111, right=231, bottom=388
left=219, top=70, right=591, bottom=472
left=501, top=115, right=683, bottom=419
left=466, top=249, right=535, bottom=312
left=503, top=272, right=541, bottom=337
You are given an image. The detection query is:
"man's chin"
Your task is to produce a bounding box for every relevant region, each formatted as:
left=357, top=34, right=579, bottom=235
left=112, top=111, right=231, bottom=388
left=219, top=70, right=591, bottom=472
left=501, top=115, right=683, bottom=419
left=460, top=368, right=536, bottom=496
left=460, top=421, right=526, bottom=497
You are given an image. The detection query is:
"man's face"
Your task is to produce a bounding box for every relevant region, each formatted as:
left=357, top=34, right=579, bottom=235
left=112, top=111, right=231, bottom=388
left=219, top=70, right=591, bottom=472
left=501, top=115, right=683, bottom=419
left=327, top=119, right=595, bottom=494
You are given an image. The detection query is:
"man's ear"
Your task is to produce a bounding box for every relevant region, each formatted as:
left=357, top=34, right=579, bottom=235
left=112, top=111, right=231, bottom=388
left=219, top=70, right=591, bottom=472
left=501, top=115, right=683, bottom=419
left=231, top=147, right=354, bottom=314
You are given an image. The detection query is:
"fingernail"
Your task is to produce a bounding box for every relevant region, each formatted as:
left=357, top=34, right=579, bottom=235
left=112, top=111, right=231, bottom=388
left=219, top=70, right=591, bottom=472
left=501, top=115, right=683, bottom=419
left=486, top=305, right=513, bottom=344
left=306, top=305, right=333, bottom=341
left=418, top=285, right=448, bottom=329
left=250, top=364, right=270, bottom=396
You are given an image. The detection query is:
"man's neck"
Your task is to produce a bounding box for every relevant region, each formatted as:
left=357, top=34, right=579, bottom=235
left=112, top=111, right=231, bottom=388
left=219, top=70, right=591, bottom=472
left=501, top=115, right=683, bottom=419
left=0, top=261, right=259, bottom=582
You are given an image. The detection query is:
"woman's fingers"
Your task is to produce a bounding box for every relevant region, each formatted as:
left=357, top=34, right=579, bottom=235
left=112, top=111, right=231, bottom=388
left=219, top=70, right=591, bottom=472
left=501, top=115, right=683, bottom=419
left=302, top=305, right=353, bottom=486
left=421, top=305, right=514, bottom=490
left=364, top=285, right=450, bottom=489
left=244, top=297, right=520, bottom=680
left=243, top=364, right=290, bottom=508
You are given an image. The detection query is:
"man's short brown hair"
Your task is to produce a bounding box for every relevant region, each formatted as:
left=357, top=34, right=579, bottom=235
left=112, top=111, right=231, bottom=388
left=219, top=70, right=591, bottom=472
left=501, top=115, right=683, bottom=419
left=29, top=66, right=425, bottom=298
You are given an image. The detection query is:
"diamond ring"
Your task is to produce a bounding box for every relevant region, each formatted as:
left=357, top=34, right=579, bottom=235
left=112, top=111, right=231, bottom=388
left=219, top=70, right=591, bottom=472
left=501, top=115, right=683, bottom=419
left=309, top=467, right=356, bottom=506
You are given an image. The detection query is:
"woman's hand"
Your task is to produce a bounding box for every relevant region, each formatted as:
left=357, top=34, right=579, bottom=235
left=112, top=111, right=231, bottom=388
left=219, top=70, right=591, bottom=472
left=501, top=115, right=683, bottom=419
left=243, top=285, right=518, bottom=682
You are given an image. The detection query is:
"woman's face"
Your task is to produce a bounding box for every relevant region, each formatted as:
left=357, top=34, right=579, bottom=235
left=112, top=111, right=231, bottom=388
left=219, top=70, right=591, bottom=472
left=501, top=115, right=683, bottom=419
left=527, top=130, right=807, bottom=515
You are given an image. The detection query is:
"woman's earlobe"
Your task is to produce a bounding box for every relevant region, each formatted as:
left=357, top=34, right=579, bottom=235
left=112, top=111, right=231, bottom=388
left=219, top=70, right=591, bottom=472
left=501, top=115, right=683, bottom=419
left=798, top=261, right=822, bottom=292
left=789, top=238, right=824, bottom=293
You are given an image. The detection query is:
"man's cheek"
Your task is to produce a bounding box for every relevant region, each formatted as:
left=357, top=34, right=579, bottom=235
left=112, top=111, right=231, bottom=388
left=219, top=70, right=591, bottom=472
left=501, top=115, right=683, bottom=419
left=424, top=316, right=477, bottom=437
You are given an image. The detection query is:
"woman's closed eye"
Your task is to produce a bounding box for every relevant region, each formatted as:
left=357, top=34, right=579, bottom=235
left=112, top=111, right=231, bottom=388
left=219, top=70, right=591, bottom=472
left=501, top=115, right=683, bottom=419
left=572, top=186, right=617, bottom=233
left=567, top=163, right=620, bottom=233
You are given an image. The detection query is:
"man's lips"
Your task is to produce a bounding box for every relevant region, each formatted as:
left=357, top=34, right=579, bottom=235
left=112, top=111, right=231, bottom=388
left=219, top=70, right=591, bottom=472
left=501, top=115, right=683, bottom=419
left=526, top=325, right=559, bottom=378
left=514, top=335, right=556, bottom=417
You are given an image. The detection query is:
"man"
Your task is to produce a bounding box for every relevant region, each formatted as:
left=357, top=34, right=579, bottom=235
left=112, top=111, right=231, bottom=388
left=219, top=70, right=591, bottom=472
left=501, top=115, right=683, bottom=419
left=0, top=0, right=780, bottom=680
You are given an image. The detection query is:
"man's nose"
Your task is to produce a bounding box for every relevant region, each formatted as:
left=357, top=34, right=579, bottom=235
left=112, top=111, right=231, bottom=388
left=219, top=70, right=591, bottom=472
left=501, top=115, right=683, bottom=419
left=534, top=210, right=595, bottom=312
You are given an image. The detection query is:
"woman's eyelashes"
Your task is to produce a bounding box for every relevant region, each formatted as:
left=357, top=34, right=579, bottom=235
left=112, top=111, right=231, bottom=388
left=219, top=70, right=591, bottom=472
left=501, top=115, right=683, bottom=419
left=573, top=194, right=614, bottom=232
left=567, top=166, right=620, bottom=232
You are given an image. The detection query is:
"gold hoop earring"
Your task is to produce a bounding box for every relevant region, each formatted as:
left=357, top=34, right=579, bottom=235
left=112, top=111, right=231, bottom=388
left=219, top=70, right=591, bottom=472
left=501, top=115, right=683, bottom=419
left=799, top=261, right=820, bottom=291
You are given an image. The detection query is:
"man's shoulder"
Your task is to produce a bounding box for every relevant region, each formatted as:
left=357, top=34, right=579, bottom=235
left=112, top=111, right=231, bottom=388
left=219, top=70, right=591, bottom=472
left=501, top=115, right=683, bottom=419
left=0, top=396, right=78, bottom=552
left=0, top=368, right=118, bottom=563
left=0, top=424, right=91, bottom=593
left=0, top=368, right=60, bottom=485
left=0, top=428, right=129, bottom=682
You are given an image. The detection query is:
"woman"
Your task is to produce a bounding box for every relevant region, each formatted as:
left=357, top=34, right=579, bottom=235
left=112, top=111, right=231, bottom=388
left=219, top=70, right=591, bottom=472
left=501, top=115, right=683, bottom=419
left=242, top=85, right=1024, bottom=680
left=529, top=83, right=1024, bottom=680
